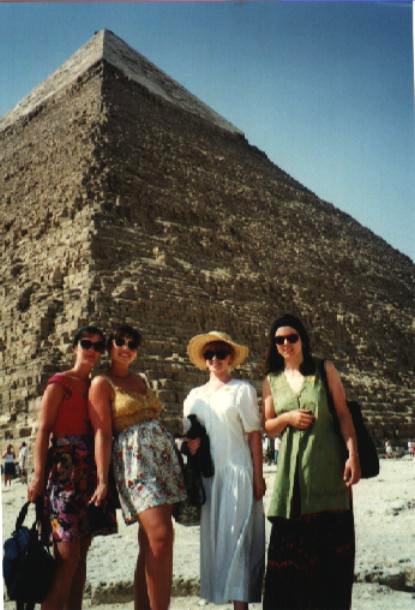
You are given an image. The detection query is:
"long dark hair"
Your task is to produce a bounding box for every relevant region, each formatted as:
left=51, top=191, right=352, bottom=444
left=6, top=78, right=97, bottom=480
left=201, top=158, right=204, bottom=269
left=264, top=314, right=315, bottom=375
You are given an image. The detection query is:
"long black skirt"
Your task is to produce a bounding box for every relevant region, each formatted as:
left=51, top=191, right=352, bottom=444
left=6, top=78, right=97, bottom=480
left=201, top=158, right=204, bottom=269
left=263, top=510, right=355, bottom=610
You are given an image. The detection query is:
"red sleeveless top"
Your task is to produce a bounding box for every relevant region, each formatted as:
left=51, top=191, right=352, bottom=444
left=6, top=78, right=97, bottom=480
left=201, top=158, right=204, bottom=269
left=48, top=373, right=90, bottom=436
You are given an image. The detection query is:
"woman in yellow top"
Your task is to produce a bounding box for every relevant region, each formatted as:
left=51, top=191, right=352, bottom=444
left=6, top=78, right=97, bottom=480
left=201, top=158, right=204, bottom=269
left=88, top=324, right=186, bottom=610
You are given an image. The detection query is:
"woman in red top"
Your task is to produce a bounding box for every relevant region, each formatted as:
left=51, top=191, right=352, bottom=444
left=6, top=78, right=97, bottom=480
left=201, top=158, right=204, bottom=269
left=28, top=326, right=116, bottom=610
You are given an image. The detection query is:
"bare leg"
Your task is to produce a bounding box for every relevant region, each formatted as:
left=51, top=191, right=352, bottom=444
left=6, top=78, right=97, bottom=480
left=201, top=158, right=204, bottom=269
left=134, top=526, right=151, bottom=610
left=64, top=536, right=91, bottom=610
left=137, top=504, right=174, bottom=610
left=233, top=602, right=248, bottom=610
left=41, top=539, right=81, bottom=610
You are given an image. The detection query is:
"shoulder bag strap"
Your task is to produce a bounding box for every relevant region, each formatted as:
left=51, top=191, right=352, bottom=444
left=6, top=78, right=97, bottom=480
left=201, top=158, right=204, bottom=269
left=138, top=372, right=151, bottom=389
left=101, top=375, right=117, bottom=391
left=14, top=501, right=30, bottom=532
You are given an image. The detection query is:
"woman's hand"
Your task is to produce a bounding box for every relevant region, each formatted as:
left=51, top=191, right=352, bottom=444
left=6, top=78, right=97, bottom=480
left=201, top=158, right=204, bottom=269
left=27, top=475, right=43, bottom=502
left=186, top=438, right=201, bottom=455
left=253, top=476, right=266, bottom=501
left=288, top=409, right=315, bottom=430
left=89, top=481, right=108, bottom=506
left=343, top=454, right=361, bottom=487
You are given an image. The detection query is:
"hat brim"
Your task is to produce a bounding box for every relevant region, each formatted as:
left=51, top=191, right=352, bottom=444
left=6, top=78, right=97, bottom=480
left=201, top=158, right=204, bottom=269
left=187, top=332, right=249, bottom=370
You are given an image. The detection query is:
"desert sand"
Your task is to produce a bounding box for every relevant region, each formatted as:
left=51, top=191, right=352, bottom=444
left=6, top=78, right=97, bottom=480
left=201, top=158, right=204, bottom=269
left=2, top=458, right=415, bottom=609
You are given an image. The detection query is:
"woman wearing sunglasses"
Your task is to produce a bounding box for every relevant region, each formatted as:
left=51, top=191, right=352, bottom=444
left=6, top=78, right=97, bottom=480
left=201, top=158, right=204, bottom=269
left=28, top=326, right=116, bottom=610
left=88, top=324, right=186, bottom=610
left=184, top=331, right=265, bottom=610
left=262, top=314, right=360, bottom=610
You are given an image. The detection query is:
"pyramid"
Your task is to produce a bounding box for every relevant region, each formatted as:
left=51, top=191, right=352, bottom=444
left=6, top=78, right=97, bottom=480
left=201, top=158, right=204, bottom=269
left=0, top=30, right=414, bottom=442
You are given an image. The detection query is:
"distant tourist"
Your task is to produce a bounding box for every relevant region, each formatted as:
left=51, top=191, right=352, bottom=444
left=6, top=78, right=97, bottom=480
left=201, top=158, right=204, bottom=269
left=18, top=441, right=29, bottom=483
left=385, top=440, right=393, bottom=458
left=262, top=314, right=360, bottom=610
left=184, top=331, right=265, bottom=610
left=264, top=434, right=275, bottom=464
left=2, top=443, right=16, bottom=487
left=274, top=435, right=282, bottom=464
left=28, top=326, right=116, bottom=610
left=88, top=324, right=186, bottom=610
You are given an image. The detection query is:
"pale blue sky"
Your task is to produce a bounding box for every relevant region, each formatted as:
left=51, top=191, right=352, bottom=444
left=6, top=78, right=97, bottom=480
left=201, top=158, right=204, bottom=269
left=1, top=1, right=414, bottom=260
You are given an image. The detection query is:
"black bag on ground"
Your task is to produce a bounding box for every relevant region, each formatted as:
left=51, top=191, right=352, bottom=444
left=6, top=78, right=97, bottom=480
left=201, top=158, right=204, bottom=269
left=320, top=360, right=379, bottom=478
left=3, top=500, right=56, bottom=607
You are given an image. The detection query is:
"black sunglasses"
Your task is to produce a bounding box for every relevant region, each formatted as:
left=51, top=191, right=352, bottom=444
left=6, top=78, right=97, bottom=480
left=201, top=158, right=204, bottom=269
left=203, top=349, right=231, bottom=361
left=114, top=336, right=140, bottom=350
left=274, top=334, right=300, bottom=346
left=79, top=339, right=105, bottom=353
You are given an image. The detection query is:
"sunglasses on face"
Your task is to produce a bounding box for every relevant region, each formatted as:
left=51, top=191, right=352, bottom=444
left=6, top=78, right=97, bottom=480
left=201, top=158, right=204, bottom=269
left=274, top=333, right=300, bottom=346
left=114, top=336, right=139, bottom=350
left=79, top=339, right=105, bottom=353
left=203, top=349, right=231, bottom=361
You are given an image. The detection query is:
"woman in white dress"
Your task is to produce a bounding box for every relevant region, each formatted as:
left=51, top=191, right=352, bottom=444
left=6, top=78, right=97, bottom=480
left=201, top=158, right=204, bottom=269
left=184, top=331, right=265, bottom=610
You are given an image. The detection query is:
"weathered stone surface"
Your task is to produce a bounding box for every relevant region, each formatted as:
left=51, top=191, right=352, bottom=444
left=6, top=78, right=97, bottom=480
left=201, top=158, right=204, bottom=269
left=0, top=30, right=414, bottom=449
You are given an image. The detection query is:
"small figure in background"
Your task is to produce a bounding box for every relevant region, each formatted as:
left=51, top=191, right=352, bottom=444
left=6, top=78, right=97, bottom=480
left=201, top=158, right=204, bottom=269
left=385, top=440, right=393, bottom=458
left=18, top=441, right=29, bottom=483
left=264, top=435, right=275, bottom=465
left=274, top=436, right=282, bottom=464
left=2, top=444, right=16, bottom=487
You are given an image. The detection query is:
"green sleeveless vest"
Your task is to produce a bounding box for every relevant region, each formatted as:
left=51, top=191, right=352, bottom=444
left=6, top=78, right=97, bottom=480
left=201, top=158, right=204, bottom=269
left=267, top=359, right=350, bottom=519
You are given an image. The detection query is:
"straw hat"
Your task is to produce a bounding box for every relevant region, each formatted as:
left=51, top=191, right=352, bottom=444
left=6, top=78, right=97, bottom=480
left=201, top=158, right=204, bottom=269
left=187, top=330, right=249, bottom=370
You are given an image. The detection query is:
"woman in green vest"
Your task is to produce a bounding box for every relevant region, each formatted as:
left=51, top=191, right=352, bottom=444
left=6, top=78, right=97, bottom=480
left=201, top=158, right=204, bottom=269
left=262, top=314, right=360, bottom=610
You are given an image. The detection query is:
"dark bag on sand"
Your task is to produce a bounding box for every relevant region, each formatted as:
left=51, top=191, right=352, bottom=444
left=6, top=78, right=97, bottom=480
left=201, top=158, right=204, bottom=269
left=320, top=360, right=379, bottom=478
left=3, top=500, right=56, bottom=608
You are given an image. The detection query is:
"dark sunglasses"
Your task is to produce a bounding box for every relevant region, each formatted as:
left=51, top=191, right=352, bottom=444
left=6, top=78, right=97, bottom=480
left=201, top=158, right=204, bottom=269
left=274, top=334, right=300, bottom=346
left=79, top=339, right=105, bottom=353
left=114, top=336, right=139, bottom=350
left=203, top=349, right=230, bottom=361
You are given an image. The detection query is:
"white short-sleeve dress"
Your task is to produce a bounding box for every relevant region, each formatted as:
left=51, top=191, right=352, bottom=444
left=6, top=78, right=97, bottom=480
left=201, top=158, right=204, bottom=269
left=183, top=379, right=265, bottom=603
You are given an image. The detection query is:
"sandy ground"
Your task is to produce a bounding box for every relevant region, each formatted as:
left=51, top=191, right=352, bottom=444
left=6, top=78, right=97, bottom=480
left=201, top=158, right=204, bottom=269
left=2, top=458, right=415, bottom=609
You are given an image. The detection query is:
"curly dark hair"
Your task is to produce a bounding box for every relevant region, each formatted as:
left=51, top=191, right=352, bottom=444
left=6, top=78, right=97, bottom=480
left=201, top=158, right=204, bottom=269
left=106, top=324, right=142, bottom=351
left=264, top=314, right=315, bottom=375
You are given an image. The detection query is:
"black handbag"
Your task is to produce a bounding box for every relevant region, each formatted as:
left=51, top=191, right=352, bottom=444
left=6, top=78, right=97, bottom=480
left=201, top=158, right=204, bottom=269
left=320, top=360, right=379, bottom=478
left=3, top=500, right=56, bottom=608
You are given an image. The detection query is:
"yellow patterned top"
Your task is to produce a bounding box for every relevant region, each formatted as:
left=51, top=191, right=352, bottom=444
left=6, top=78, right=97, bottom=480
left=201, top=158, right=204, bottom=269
left=103, top=376, right=163, bottom=433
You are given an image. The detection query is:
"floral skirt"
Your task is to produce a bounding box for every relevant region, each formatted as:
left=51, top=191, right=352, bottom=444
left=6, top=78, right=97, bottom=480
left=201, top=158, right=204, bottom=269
left=263, top=510, right=355, bottom=610
left=44, top=435, right=117, bottom=542
left=113, top=420, right=186, bottom=524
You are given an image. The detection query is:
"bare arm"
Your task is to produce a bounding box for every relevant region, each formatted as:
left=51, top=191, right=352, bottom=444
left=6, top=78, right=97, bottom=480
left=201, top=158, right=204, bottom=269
left=27, top=383, right=63, bottom=501
left=248, top=430, right=266, bottom=500
left=262, top=377, right=314, bottom=437
left=325, top=360, right=360, bottom=486
left=88, top=376, right=114, bottom=505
